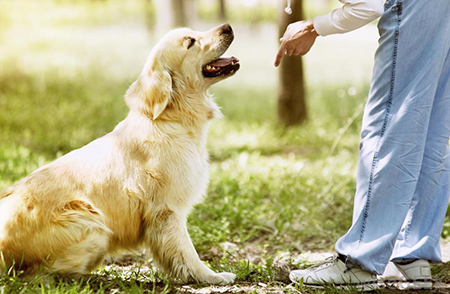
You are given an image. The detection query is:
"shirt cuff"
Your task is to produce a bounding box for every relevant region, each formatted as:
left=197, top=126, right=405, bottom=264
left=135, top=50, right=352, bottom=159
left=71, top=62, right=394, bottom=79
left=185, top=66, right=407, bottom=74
left=313, top=13, right=341, bottom=37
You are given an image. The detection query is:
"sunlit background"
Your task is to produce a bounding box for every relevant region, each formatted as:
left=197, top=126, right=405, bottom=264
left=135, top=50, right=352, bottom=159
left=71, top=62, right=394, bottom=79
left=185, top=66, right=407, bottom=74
left=8, top=1, right=450, bottom=290
left=0, top=0, right=379, bottom=155
left=3, top=0, right=450, bottom=291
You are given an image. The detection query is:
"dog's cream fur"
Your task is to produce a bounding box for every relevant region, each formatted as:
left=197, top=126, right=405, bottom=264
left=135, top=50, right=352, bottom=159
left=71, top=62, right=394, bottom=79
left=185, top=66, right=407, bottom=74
left=0, top=24, right=238, bottom=284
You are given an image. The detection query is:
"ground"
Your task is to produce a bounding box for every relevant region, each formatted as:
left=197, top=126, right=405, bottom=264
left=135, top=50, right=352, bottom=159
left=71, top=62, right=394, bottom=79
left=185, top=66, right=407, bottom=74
left=1, top=1, right=450, bottom=293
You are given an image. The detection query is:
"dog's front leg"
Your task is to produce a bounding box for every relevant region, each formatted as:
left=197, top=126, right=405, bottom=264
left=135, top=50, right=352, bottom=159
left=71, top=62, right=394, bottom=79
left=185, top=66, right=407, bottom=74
left=148, top=209, right=235, bottom=284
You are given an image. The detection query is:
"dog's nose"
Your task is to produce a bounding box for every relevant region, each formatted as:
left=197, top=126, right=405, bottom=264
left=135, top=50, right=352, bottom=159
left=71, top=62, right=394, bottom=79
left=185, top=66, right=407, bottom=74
left=221, top=23, right=233, bottom=35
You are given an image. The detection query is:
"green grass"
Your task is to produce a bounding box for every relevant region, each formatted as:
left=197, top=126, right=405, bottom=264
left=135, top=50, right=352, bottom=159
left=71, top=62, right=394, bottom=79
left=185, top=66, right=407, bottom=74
left=0, top=65, right=390, bottom=293
left=0, top=61, right=448, bottom=294
left=0, top=64, right=365, bottom=293
left=1, top=1, right=450, bottom=293
left=0, top=64, right=364, bottom=248
left=0, top=260, right=173, bottom=294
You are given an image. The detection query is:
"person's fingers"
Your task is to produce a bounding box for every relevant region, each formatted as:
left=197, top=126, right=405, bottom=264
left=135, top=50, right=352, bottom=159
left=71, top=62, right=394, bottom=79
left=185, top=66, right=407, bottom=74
left=274, top=42, right=287, bottom=67
left=281, top=28, right=297, bottom=43
left=286, top=43, right=297, bottom=56
left=282, top=31, right=294, bottom=41
left=296, top=45, right=308, bottom=55
left=282, top=26, right=297, bottom=40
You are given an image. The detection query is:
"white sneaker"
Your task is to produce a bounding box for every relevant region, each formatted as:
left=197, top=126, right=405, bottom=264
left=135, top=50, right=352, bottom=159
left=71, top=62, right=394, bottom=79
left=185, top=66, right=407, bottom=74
left=379, top=259, right=432, bottom=290
left=289, top=256, right=380, bottom=291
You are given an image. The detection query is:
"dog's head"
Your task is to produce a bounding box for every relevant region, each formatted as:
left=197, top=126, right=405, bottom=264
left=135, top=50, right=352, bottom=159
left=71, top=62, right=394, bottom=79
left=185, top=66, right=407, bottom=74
left=126, top=24, right=240, bottom=121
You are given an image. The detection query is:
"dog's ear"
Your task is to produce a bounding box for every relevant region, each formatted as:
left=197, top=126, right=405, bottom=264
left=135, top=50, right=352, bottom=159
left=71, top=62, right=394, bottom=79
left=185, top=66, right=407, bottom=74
left=126, top=63, right=173, bottom=120
left=146, top=64, right=173, bottom=120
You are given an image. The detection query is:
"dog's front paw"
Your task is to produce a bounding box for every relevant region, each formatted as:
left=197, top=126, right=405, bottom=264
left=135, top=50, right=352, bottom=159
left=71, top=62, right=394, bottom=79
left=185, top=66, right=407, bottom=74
left=208, top=272, right=236, bottom=285
left=218, top=272, right=236, bottom=284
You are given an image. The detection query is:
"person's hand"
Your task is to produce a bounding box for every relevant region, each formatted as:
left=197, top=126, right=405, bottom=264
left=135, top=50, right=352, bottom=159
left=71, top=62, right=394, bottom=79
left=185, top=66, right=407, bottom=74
left=274, top=19, right=319, bottom=67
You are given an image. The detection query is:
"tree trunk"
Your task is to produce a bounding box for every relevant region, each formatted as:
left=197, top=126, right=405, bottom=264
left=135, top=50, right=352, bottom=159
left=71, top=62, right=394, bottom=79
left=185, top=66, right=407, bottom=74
left=277, top=0, right=307, bottom=126
left=154, top=0, right=173, bottom=37
left=154, top=0, right=197, bottom=38
left=184, top=0, right=198, bottom=27
left=144, top=0, right=156, bottom=31
left=219, top=0, right=226, bottom=21
left=170, top=0, right=197, bottom=27
left=171, top=0, right=187, bottom=27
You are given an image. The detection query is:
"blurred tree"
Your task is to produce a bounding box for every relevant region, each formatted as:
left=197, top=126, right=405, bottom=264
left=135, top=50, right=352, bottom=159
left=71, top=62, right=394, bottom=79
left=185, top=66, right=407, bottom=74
left=171, top=0, right=187, bottom=27
left=219, top=0, right=226, bottom=21
left=154, top=0, right=197, bottom=37
left=184, top=0, right=198, bottom=27
left=144, top=0, right=156, bottom=31
left=277, top=0, right=307, bottom=126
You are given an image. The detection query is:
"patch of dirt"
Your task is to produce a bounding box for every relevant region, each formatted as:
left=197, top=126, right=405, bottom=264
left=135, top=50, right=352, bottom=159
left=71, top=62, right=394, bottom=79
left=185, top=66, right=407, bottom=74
left=174, top=282, right=296, bottom=294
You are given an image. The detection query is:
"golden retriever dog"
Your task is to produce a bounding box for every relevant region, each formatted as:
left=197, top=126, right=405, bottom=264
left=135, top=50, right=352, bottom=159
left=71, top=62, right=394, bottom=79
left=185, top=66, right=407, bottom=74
left=0, top=23, right=239, bottom=284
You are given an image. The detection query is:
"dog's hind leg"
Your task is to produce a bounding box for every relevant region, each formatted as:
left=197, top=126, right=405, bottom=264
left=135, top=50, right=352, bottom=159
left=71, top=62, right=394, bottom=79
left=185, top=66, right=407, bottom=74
left=45, top=200, right=111, bottom=276
left=0, top=199, right=110, bottom=277
left=147, top=209, right=235, bottom=284
left=50, top=230, right=110, bottom=277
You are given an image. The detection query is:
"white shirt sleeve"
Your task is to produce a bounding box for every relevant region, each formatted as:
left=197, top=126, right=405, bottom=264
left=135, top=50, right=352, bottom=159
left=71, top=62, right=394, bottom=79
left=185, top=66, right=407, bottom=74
left=313, top=0, right=384, bottom=36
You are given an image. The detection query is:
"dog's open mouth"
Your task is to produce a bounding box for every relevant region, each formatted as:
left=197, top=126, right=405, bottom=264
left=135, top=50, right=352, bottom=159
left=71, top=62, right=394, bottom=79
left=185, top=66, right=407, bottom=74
left=202, top=56, right=240, bottom=78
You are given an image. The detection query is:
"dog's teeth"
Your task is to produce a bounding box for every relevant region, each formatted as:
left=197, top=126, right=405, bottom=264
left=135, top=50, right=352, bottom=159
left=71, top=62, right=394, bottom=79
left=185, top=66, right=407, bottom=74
left=212, top=66, right=217, bottom=70
left=232, top=61, right=235, bottom=65
left=206, top=65, right=211, bottom=70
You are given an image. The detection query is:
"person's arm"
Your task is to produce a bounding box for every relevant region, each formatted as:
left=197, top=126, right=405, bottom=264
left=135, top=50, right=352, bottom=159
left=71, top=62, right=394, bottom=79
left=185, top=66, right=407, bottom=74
left=314, top=0, right=384, bottom=36
left=274, top=0, right=384, bottom=67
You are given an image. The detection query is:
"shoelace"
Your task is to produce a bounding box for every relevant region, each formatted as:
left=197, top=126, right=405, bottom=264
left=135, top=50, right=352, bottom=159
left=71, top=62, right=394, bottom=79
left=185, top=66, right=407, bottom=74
left=307, top=255, right=353, bottom=274
left=307, top=255, right=338, bottom=271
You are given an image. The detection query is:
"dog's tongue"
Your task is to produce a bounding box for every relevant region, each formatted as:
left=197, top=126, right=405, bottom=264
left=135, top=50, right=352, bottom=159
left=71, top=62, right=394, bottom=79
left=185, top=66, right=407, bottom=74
left=208, top=56, right=239, bottom=67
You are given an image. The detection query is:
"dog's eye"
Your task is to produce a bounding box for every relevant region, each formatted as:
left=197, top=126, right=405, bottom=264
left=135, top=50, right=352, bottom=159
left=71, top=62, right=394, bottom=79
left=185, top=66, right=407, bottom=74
left=187, top=38, right=196, bottom=49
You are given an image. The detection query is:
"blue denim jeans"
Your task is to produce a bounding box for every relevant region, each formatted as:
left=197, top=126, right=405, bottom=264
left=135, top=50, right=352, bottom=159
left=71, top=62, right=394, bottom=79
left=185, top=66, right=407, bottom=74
left=335, top=0, right=450, bottom=275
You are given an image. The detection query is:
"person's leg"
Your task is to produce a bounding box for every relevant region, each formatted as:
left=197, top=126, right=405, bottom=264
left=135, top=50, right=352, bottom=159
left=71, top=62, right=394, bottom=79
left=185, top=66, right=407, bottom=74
left=335, top=0, right=450, bottom=275
left=391, top=47, right=450, bottom=263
